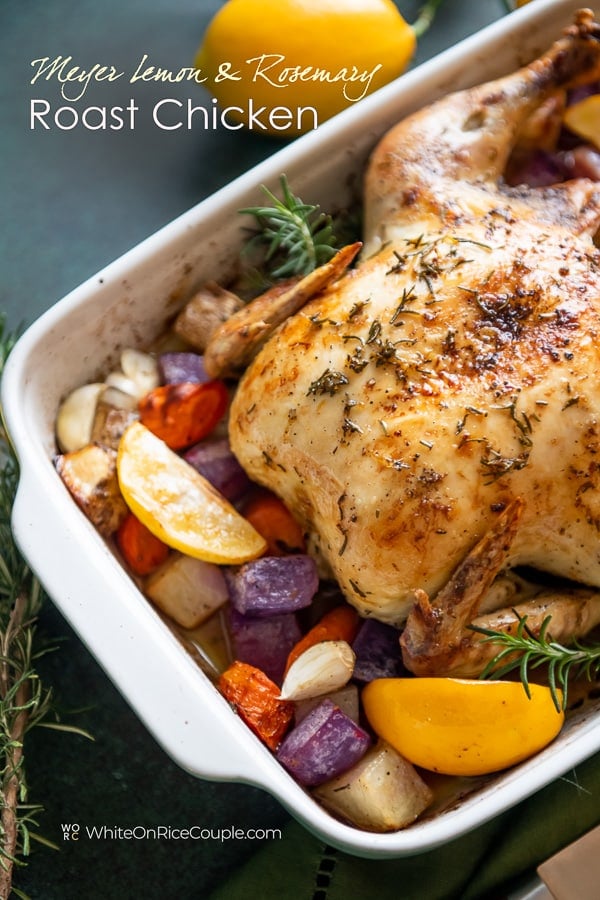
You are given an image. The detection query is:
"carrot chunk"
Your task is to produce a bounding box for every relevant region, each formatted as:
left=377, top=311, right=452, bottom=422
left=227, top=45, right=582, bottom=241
left=285, top=605, right=360, bottom=675
left=116, top=511, right=170, bottom=576
left=139, top=380, right=228, bottom=450
left=243, top=492, right=306, bottom=556
left=218, top=660, right=294, bottom=750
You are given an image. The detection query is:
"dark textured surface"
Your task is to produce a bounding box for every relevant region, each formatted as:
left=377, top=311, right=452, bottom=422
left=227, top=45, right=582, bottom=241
left=16, top=604, right=289, bottom=900
left=4, top=1, right=576, bottom=897
left=1, top=0, right=506, bottom=332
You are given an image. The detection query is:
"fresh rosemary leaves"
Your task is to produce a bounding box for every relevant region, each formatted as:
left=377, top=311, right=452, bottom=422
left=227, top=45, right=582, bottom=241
left=472, top=612, right=600, bottom=712
left=0, top=317, right=90, bottom=897
left=240, top=175, right=338, bottom=279
left=0, top=320, right=53, bottom=894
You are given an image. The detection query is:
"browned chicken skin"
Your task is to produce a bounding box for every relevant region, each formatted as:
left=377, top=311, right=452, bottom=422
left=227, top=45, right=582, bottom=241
left=401, top=498, right=600, bottom=676
left=363, top=10, right=600, bottom=250
left=215, top=11, right=600, bottom=672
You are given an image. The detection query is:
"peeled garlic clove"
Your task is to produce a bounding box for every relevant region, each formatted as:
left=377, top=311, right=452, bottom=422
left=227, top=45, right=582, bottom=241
left=105, top=371, right=140, bottom=398
left=120, top=349, right=159, bottom=397
left=280, top=640, right=355, bottom=701
left=56, top=383, right=105, bottom=452
left=101, top=385, right=139, bottom=411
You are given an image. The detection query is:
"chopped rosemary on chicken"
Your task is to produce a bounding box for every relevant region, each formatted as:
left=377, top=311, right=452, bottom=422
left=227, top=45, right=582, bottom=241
left=471, top=612, right=600, bottom=712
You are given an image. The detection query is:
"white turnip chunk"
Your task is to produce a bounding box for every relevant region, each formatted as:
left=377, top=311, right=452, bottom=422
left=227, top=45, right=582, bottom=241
left=313, top=741, right=433, bottom=832
left=145, top=554, right=229, bottom=629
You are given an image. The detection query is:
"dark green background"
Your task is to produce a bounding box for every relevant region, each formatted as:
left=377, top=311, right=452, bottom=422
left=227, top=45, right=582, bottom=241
left=5, top=2, right=595, bottom=898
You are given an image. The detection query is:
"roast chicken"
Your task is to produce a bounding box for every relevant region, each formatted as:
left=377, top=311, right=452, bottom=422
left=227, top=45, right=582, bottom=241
left=205, top=11, right=600, bottom=673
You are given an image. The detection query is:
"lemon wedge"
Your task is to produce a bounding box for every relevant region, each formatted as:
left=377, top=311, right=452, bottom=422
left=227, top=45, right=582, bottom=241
left=362, top=677, right=564, bottom=776
left=117, top=422, right=266, bottom=564
left=563, top=95, right=600, bottom=150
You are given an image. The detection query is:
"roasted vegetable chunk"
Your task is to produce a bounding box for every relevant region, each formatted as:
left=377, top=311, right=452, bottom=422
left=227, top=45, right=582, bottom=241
left=145, top=553, right=229, bottom=629
left=226, top=555, right=319, bottom=617
left=313, top=740, right=433, bottom=831
left=55, top=443, right=128, bottom=536
left=227, top=607, right=301, bottom=685
left=276, top=698, right=370, bottom=786
left=218, top=660, right=294, bottom=750
left=174, top=282, right=243, bottom=352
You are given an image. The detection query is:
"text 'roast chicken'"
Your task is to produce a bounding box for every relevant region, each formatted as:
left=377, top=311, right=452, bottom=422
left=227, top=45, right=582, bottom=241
left=207, top=10, right=600, bottom=673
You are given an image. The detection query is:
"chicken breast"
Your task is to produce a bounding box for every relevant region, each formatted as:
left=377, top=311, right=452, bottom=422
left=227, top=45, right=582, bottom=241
left=226, top=10, right=600, bottom=626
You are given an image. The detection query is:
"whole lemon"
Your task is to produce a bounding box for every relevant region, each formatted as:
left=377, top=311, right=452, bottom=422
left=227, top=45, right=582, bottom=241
left=195, top=0, right=417, bottom=137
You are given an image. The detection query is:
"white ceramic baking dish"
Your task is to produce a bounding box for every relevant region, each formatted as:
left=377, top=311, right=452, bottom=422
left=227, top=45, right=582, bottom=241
left=3, top=0, right=599, bottom=859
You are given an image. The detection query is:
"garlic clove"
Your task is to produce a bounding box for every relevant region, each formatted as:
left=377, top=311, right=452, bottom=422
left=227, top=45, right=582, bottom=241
left=100, top=385, right=140, bottom=412
left=280, top=640, right=355, bottom=701
left=55, top=382, right=105, bottom=452
left=105, top=371, right=140, bottom=398
left=120, top=349, right=159, bottom=398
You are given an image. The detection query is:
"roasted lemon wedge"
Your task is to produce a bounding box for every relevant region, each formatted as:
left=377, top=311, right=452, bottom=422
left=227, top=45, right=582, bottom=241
left=117, top=422, right=266, bottom=564
left=362, top=677, right=564, bottom=776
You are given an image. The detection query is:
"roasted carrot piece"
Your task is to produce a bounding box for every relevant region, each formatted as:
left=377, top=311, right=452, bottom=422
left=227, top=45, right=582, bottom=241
left=139, top=380, right=228, bottom=450
left=284, top=605, right=361, bottom=675
left=243, top=492, right=305, bottom=556
left=218, top=660, right=294, bottom=750
left=116, top=511, right=170, bottom=576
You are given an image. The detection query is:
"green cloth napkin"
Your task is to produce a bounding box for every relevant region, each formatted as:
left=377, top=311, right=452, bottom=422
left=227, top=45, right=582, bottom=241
left=210, top=751, right=600, bottom=900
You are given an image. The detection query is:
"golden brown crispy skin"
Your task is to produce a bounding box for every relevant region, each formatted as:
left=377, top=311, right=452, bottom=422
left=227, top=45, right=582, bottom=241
left=228, top=11, right=600, bottom=628
left=204, top=243, right=361, bottom=379
left=400, top=499, right=600, bottom=676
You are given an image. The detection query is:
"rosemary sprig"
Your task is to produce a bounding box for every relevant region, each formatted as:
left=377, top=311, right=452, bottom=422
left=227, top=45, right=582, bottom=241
left=240, top=175, right=338, bottom=279
left=472, top=611, right=600, bottom=712
left=0, top=316, right=91, bottom=897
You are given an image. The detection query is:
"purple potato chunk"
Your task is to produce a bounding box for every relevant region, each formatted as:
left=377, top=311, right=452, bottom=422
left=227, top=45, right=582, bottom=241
left=158, top=351, right=209, bottom=384
left=227, top=606, right=301, bottom=685
left=184, top=438, right=251, bottom=502
left=226, top=555, right=319, bottom=618
left=276, top=699, right=371, bottom=786
left=352, top=618, right=407, bottom=682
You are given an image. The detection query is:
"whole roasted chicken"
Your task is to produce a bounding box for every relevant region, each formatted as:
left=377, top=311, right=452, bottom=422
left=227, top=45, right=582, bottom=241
left=205, top=10, right=600, bottom=676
